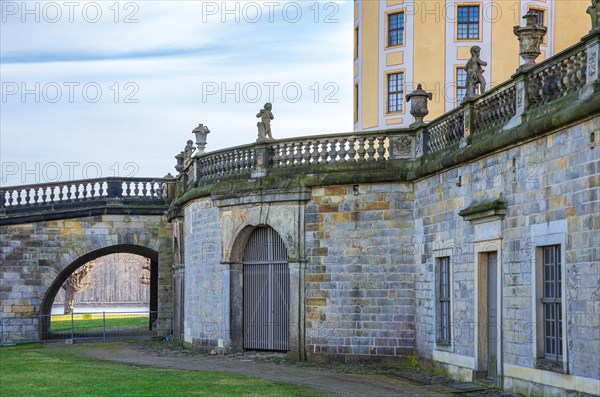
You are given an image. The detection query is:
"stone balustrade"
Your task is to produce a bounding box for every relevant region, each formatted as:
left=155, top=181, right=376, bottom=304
left=270, top=132, right=390, bottom=167
left=527, top=41, right=589, bottom=109
left=424, top=108, right=465, bottom=154
left=0, top=177, right=174, bottom=218
left=181, top=130, right=412, bottom=190
left=420, top=33, right=597, bottom=155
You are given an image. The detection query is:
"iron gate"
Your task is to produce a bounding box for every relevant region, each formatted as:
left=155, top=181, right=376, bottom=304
left=243, top=227, right=289, bottom=351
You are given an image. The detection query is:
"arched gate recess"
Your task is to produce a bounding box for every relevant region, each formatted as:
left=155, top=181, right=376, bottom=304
left=242, top=227, right=290, bottom=351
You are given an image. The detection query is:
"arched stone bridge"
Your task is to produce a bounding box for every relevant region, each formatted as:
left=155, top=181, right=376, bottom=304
left=0, top=177, right=176, bottom=336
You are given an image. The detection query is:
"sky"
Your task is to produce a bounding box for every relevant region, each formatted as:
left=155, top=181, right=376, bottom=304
left=0, top=0, right=353, bottom=186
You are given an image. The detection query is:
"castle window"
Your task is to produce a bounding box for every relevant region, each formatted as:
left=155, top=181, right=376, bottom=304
left=457, top=5, right=480, bottom=40
left=387, top=72, right=404, bottom=113
left=388, top=12, right=405, bottom=47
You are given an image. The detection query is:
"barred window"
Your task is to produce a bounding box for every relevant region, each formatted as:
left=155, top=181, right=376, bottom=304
left=457, top=6, right=480, bottom=40
left=388, top=12, right=405, bottom=47
left=542, top=245, right=562, bottom=361
left=438, top=257, right=451, bottom=343
left=387, top=72, right=404, bottom=113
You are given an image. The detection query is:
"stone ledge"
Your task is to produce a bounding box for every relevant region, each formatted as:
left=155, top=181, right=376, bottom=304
left=458, top=197, right=507, bottom=222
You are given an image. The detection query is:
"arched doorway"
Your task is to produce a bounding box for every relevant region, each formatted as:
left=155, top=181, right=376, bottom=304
left=242, top=226, right=290, bottom=351
left=39, top=244, right=159, bottom=338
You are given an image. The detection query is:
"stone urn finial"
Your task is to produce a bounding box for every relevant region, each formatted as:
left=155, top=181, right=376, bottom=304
left=175, top=152, right=184, bottom=173
left=406, top=84, right=433, bottom=127
left=514, top=10, right=547, bottom=73
left=192, top=123, right=211, bottom=155
left=588, top=0, right=600, bottom=32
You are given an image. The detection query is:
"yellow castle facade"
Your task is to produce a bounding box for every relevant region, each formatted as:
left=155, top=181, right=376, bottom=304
left=354, top=0, right=590, bottom=130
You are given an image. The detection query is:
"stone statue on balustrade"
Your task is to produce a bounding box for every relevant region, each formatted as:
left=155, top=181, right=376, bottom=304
left=588, top=0, right=600, bottom=32
left=183, top=140, right=195, bottom=165
left=463, top=46, right=487, bottom=103
left=256, top=102, right=274, bottom=142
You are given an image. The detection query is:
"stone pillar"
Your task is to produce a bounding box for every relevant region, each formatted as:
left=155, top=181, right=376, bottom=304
left=582, top=32, right=600, bottom=99
left=287, top=260, right=306, bottom=361
left=227, top=262, right=243, bottom=351
left=462, top=101, right=475, bottom=146
left=251, top=143, right=274, bottom=179
left=505, top=75, right=527, bottom=129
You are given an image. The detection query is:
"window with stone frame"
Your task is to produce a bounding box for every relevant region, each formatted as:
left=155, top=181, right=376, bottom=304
left=457, top=5, right=480, bottom=40
left=542, top=245, right=563, bottom=361
left=388, top=12, right=405, bottom=47
left=387, top=72, right=404, bottom=113
left=437, top=256, right=451, bottom=343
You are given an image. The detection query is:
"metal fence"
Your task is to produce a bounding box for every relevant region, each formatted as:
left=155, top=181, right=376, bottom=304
left=0, top=311, right=172, bottom=345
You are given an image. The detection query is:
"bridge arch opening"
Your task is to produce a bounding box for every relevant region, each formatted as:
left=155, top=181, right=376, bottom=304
left=40, top=244, right=159, bottom=337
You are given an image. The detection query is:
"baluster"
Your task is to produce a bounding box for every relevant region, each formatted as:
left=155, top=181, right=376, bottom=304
left=377, top=137, right=386, bottom=160
left=65, top=185, right=72, bottom=201
left=132, top=182, right=138, bottom=196
left=24, top=189, right=31, bottom=205
left=226, top=151, right=234, bottom=174
left=328, top=139, right=338, bottom=164
left=90, top=182, right=96, bottom=198
left=357, top=138, right=367, bottom=161
left=347, top=137, right=357, bottom=162
left=291, top=142, right=298, bottom=165
left=337, top=138, right=348, bottom=163
left=278, top=143, right=286, bottom=166
left=577, top=52, right=586, bottom=88
left=366, top=137, right=376, bottom=161
left=319, top=140, right=328, bottom=163
left=35, top=187, right=42, bottom=204
left=271, top=144, right=280, bottom=167
left=140, top=182, right=147, bottom=196
left=564, top=57, right=575, bottom=92
left=223, top=154, right=229, bottom=175
left=228, top=151, right=234, bottom=174
left=231, top=151, right=240, bottom=174
left=149, top=182, right=157, bottom=197
left=239, top=151, right=247, bottom=171
left=309, top=140, right=319, bottom=163
left=300, top=141, right=309, bottom=164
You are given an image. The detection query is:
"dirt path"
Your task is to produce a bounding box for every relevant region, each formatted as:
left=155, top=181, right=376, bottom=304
left=46, top=341, right=449, bottom=397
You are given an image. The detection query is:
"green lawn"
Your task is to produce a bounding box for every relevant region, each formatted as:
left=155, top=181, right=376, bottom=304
left=0, top=345, right=325, bottom=397
left=51, top=314, right=149, bottom=333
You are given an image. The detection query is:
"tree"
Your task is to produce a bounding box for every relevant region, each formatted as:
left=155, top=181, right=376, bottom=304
left=62, top=262, right=95, bottom=315
left=140, top=258, right=151, bottom=286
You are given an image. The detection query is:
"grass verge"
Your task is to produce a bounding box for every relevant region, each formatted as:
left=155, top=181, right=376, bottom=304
left=0, top=346, right=325, bottom=397
left=51, top=314, right=148, bottom=333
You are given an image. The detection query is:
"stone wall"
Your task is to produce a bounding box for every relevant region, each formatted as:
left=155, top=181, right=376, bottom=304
left=0, top=214, right=173, bottom=338
left=413, top=115, right=600, bottom=388
left=304, top=184, right=416, bottom=359
left=182, top=197, right=224, bottom=348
